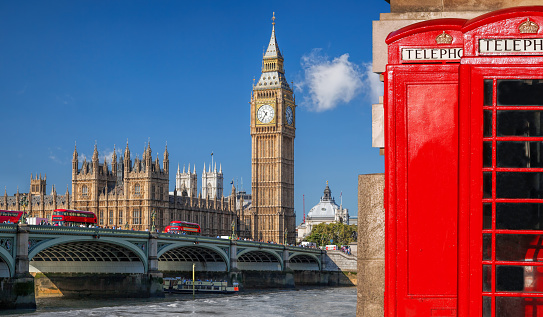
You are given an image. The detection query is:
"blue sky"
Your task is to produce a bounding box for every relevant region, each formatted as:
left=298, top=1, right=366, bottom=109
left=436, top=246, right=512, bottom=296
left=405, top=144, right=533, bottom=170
left=0, top=1, right=389, bottom=225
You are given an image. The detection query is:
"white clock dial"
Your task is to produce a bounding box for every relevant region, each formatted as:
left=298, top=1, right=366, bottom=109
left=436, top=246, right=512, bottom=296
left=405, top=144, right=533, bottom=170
left=286, top=106, right=293, bottom=125
left=257, top=104, right=275, bottom=124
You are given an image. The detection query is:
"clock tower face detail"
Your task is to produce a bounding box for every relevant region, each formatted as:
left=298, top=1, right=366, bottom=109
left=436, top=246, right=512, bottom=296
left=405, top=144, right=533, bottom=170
left=250, top=13, right=296, bottom=244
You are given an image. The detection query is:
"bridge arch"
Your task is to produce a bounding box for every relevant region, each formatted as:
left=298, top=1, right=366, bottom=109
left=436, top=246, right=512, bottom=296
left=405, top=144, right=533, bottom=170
left=289, top=253, right=321, bottom=271
left=0, top=246, right=14, bottom=278
left=237, top=249, right=283, bottom=271
left=29, top=236, right=147, bottom=274
left=158, top=243, right=229, bottom=272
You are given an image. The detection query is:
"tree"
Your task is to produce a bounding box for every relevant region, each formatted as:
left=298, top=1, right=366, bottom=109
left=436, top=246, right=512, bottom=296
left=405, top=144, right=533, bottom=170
left=305, top=222, right=357, bottom=247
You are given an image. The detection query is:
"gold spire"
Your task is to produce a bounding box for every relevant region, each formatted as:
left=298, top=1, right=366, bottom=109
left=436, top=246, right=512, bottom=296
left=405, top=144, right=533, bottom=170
left=272, top=12, right=275, bottom=26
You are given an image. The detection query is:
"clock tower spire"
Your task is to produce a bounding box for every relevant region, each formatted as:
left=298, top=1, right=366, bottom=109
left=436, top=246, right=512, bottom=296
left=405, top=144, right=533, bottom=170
left=250, top=13, right=296, bottom=244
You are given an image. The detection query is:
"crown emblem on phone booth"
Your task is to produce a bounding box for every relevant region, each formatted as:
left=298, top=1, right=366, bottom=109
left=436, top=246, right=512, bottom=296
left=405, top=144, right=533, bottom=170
left=519, top=18, right=539, bottom=34
left=435, top=31, right=453, bottom=44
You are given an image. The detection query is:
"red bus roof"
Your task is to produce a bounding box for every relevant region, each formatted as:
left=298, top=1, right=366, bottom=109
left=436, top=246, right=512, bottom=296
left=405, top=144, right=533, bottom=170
left=170, top=221, right=199, bottom=226
left=54, top=209, right=95, bottom=215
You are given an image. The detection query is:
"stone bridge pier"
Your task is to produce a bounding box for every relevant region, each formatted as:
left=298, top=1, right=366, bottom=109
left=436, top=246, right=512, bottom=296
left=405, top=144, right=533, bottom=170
left=1, top=225, right=36, bottom=310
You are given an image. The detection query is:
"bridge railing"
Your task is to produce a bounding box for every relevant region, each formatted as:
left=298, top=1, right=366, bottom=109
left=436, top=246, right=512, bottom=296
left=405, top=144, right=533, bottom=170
left=0, top=224, right=18, bottom=233
left=27, top=225, right=150, bottom=238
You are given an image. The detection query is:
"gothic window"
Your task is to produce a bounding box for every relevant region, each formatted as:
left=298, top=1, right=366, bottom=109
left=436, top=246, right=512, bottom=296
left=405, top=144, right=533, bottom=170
left=135, top=184, right=141, bottom=196
left=119, top=211, right=123, bottom=225
left=133, top=209, right=141, bottom=225
left=151, top=185, right=155, bottom=200
left=108, top=211, right=113, bottom=225
left=82, top=185, right=88, bottom=197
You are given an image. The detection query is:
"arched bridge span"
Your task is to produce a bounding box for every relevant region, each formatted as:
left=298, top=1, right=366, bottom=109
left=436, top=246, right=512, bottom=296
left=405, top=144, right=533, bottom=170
left=0, top=224, right=325, bottom=277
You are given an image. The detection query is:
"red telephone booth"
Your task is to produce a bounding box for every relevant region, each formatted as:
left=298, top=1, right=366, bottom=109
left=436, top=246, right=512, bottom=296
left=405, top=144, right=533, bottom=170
left=385, top=6, right=543, bottom=317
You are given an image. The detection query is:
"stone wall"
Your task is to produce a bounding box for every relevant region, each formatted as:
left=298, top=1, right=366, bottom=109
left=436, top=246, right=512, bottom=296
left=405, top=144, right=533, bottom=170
left=294, top=271, right=356, bottom=286
left=357, top=173, right=385, bottom=317
left=33, top=273, right=163, bottom=299
left=324, top=251, right=357, bottom=272
left=0, top=277, right=36, bottom=309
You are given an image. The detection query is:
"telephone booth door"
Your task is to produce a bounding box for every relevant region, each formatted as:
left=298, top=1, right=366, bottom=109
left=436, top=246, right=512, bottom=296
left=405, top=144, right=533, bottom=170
left=458, top=7, right=543, bottom=316
left=461, top=64, right=543, bottom=317
left=385, top=20, right=464, bottom=317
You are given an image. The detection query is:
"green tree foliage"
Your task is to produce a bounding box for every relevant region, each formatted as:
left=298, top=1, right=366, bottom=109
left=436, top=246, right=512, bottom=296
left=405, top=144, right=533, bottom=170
left=305, top=222, right=357, bottom=247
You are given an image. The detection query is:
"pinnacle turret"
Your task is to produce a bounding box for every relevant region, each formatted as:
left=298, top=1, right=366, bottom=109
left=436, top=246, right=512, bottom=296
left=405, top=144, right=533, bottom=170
left=255, top=13, right=290, bottom=91
left=264, top=12, right=282, bottom=60
left=92, top=143, right=99, bottom=162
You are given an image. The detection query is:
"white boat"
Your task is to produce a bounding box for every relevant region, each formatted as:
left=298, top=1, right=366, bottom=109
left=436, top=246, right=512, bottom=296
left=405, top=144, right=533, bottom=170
left=163, top=277, right=239, bottom=294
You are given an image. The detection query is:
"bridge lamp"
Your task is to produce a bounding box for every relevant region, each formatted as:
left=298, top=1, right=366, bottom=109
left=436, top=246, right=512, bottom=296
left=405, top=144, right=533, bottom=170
left=20, top=195, right=29, bottom=224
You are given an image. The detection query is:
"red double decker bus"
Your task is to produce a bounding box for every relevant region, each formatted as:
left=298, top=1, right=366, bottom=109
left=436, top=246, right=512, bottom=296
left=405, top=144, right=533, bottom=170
left=52, top=209, right=97, bottom=227
left=0, top=210, right=23, bottom=224
left=164, top=221, right=200, bottom=235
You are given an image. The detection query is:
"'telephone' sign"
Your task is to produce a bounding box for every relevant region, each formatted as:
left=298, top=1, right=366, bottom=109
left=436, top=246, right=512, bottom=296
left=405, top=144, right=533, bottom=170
left=401, top=48, right=463, bottom=61
left=479, top=38, right=543, bottom=53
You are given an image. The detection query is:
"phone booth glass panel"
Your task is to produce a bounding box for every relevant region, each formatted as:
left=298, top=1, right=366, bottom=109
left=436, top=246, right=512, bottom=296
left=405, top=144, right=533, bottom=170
left=460, top=7, right=543, bottom=316
left=465, top=67, right=543, bottom=317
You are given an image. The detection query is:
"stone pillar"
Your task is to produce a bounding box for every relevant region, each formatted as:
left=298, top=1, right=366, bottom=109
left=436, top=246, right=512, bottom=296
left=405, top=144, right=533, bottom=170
left=15, top=224, right=30, bottom=277
left=357, top=173, right=385, bottom=317
left=320, top=251, right=327, bottom=271
left=146, top=232, right=163, bottom=297
left=3, top=223, right=37, bottom=309
left=230, top=241, right=237, bottom=271
left=283, top=248, right=290, bottom=271
left=148, top=232, right=159, bottom=273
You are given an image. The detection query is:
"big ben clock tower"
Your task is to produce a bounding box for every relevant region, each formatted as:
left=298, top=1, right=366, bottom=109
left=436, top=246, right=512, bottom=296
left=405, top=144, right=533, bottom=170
left=250, top=13, right=296, bottom=244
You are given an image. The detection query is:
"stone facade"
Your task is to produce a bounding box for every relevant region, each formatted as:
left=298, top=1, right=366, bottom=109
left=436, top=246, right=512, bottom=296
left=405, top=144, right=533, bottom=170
left=1, top=143, right=251, bottom=237
left=175, top=163, right=198, bottom=198
left=357, top=173, right=385, bottom=317
left=250, top=16, right=296, bottom=244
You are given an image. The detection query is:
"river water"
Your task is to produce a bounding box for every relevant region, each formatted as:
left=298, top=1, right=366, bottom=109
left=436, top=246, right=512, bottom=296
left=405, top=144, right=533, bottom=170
left=3, top=287, right=356, bottom=317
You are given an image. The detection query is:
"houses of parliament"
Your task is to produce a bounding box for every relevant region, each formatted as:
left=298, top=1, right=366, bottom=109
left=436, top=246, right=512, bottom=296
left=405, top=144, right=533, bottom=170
left=0, top=15, right=297, bottom=244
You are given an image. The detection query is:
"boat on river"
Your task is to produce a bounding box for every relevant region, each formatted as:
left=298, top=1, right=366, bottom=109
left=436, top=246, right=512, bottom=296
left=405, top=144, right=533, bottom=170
left=163, top=277, right=239, bottom=294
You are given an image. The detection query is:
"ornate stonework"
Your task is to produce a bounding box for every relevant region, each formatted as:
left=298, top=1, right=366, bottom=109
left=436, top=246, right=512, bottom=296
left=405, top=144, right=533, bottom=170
left=250, top=14, right=296, bottom=244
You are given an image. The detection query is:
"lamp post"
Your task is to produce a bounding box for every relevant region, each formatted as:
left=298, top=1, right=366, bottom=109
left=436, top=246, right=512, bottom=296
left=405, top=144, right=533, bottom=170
left=20, top=195, right=28, bottom=224
left=151, top=210, right=157, bottom=233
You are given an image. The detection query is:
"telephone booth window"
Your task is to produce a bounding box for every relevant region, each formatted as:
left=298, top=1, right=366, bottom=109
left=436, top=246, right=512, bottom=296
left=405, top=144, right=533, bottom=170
left=482, top=78, right=543, bottom=316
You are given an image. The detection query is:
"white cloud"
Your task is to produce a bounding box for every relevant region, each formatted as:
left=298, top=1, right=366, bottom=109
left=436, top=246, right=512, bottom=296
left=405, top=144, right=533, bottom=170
left=298, top=49, right=363, bottom=112
left=297, top=49, right=384, bottom=111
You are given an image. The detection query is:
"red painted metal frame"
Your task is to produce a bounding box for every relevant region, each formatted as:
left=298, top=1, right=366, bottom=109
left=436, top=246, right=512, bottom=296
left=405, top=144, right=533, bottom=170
left=385, top=6, right=543, bottom=317
left=460, top=64, right=543, bottom=316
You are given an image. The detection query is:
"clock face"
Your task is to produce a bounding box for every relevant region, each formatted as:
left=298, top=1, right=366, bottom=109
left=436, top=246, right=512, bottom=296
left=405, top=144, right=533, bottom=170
left=257, top=104, right=275, bottom=124
left=285, top=106, right=293, bottom=125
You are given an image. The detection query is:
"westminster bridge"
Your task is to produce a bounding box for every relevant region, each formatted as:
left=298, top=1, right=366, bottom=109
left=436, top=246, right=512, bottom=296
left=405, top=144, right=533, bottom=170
left=0, top=224, right=336, bottom=309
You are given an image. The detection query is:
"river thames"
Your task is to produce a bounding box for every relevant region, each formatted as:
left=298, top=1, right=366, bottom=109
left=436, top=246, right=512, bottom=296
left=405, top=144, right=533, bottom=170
left=4, top=287, right=356, bottom=317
